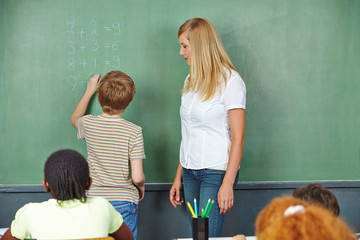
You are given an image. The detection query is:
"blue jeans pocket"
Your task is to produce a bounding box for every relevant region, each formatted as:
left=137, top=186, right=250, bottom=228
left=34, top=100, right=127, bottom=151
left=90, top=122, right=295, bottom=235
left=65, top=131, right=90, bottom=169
left=110, top=201, right=138, bottom=240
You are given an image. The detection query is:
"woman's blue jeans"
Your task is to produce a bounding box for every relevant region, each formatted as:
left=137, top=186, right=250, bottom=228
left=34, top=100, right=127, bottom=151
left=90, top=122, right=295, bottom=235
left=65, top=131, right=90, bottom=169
left=182, top=168, right=239, bottom=237
left=110, top=201, right=138, bottom=240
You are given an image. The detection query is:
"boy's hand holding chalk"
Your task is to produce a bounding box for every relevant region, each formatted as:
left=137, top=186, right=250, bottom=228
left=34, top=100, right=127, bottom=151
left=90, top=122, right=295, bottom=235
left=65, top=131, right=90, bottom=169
left=71, top=73, right=102, bottom=129
left=86, top=74, right=101, bottom=95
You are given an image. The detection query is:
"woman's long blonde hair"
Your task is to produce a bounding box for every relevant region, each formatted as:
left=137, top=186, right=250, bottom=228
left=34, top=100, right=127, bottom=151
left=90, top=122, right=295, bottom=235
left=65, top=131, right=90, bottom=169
left=178, top=18, right=236, bottom=101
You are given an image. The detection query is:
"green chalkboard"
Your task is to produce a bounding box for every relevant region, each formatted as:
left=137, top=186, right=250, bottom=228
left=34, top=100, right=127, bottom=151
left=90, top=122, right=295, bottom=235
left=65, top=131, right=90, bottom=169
left=1, top=0, right=359, bottom=184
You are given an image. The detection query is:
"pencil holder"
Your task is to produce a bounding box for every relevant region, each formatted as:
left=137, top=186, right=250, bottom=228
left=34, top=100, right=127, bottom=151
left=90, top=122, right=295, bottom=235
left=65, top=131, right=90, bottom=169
left=192, top=217, right=209, bottom=240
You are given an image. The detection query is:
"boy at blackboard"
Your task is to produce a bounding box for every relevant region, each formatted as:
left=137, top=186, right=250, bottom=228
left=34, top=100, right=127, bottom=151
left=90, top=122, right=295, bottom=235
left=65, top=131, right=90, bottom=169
left=71, top=71, right=146, bottom=240
left=1, top=149, right=133, bottom=240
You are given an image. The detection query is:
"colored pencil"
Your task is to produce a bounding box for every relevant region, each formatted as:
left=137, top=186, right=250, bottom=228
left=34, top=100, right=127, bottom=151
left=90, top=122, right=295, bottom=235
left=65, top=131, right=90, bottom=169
left=187, top=202, right=197, bottom=218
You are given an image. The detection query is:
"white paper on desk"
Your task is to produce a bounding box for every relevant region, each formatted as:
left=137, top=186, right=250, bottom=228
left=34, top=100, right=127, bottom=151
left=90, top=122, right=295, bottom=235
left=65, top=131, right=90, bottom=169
left=246, top=237, right=257, bottom=240
left=0, top=228, right=9, bottom=236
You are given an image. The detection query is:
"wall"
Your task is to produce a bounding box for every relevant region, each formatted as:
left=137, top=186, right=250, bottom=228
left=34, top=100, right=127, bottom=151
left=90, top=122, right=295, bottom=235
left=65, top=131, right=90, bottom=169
left=1, top=181, right=360, bottom=239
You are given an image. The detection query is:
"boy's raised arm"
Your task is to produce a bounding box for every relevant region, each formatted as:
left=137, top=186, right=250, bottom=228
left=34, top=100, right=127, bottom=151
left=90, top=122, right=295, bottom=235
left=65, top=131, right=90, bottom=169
left=71, top=74, right=101, bottom=128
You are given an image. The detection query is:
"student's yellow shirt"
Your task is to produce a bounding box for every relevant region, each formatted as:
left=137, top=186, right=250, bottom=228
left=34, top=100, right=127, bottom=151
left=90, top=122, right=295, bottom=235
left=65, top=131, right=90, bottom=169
left=11, top=197, right=123, bottom=239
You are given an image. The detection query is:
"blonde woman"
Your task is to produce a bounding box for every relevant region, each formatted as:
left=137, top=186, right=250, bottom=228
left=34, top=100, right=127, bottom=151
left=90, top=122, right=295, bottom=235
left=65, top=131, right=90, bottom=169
left=169, top=17, right=246, bottom=237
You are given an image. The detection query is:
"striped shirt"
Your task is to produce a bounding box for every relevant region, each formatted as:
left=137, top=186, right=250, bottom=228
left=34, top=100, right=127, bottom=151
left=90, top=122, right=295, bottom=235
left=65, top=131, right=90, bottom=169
left=77, top=115, right=145, bottom=204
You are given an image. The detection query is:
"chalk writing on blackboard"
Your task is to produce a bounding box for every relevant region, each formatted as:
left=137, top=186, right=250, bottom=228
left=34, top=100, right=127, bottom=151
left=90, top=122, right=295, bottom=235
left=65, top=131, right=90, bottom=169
left=66, top=19, right=121, bottom=93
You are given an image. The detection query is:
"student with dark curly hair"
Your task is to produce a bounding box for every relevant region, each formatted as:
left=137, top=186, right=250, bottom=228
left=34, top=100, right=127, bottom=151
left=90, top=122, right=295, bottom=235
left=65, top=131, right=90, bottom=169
left=2, top=149, right=133, bottom=240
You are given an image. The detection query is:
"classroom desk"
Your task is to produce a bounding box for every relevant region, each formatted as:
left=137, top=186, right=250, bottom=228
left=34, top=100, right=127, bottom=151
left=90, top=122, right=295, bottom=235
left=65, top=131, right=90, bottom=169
left=175, top=237, right=257, bottom=240
left=1, top=229, right=256, bottom=240
left=174, top=235, right=360, bottom=240
left=2, top=229, right=255, bottom=240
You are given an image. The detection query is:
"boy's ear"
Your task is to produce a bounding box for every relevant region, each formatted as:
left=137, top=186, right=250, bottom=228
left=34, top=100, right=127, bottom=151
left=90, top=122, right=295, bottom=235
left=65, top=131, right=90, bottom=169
left=42, top=179, right=50, bottom=192
left=86, top=177, right=92, bottom=190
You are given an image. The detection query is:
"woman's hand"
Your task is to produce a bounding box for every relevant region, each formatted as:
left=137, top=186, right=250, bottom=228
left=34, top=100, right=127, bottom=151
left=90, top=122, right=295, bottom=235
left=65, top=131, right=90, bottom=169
left=169, top=179, right=184, bottom=207
left=218, top=182, right=234, bottom=215
left=170, top=163, right=184, bottom=207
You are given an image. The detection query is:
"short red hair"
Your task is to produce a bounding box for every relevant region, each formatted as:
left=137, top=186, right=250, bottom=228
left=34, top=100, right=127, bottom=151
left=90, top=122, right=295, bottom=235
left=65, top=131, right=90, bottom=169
left=97, top=71, right=135, bottom=115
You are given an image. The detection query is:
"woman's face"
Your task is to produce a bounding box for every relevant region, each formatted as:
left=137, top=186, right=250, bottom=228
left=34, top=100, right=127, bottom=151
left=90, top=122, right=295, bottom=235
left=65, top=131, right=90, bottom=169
left=179, top=32, right=191, bottom=66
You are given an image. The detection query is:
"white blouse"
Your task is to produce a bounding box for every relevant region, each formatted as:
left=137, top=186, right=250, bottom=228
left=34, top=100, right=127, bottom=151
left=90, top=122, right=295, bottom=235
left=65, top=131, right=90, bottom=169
left=179, top=70, right=246, bottom=171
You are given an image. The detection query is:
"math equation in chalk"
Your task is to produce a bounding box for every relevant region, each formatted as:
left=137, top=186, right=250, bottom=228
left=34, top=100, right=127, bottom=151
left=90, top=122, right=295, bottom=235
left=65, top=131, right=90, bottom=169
left=66, top=19, right=122, bottom=93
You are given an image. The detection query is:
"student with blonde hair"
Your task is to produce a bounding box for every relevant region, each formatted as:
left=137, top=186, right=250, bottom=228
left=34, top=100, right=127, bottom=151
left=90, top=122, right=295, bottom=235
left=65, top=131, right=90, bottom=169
left=169, top=17, right=246, bottom=237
